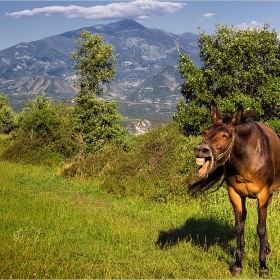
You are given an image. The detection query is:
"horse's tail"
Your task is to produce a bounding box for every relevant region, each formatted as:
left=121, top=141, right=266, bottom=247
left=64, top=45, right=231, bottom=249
left=188, top=165, right=225, bottom=196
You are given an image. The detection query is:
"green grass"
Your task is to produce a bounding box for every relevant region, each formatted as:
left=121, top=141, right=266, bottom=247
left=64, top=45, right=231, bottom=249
left=1, top=161, right=280, bottom=278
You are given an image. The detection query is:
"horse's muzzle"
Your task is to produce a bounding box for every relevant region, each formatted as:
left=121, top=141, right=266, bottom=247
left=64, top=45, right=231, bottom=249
left=194, top=145, right=212, bottom=158
left=194, top=142, right=215, bottom=179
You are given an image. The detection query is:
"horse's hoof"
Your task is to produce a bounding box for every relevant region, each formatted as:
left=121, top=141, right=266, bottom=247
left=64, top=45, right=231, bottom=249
left=230, top=264, right=243, bottom=276
left=259, top=267, right=269, bottom=277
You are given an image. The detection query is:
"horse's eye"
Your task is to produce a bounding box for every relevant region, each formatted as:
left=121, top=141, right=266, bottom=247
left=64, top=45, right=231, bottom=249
left=222, top=134, right=229, bottom=139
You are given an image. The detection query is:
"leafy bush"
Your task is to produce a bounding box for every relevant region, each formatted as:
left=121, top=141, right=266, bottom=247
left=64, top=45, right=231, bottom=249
left=58, top=122, right=199, bottom=202
left=1, top=94, right=80, bottom=165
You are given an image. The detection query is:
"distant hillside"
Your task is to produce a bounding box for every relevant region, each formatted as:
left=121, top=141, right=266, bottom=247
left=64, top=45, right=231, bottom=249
left=0, top=19, right=200, bottom=120
left=128, top=64, right=183, bottom=103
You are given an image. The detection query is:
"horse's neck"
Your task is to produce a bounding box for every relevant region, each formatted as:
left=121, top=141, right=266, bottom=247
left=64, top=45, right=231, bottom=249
left=230, top=122, right=269, bottom=166
left=229, top=124, right=255, bottom=163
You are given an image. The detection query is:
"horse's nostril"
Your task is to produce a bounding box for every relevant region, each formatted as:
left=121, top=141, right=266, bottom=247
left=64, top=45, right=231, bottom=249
left=203, top=148, right=210, bottom=154
left=194, top=146, right=211, bottom=157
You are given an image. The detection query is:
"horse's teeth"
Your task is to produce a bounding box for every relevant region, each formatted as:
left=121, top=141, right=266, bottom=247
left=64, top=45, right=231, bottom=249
left=196, top=158, right=205, bottom=165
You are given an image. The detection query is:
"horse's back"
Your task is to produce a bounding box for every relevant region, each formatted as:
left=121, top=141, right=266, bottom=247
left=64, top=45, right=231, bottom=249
left=259, top=122, right=280, bottom=192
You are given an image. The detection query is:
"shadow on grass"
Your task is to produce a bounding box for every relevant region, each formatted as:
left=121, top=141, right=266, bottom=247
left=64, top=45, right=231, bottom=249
left=156, top=217, right=235, bottom=256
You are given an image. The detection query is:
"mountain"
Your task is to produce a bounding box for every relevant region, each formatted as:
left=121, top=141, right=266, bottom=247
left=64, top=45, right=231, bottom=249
left=0, top=19, right=200, bottom=119
left=129, top=64, right=183, bottom=103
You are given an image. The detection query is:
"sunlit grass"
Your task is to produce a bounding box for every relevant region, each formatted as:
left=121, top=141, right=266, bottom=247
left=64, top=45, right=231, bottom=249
left=1, top=161, right=280, bottom=278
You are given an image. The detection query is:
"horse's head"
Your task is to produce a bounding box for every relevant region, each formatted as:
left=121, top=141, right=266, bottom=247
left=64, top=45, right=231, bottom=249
left=194, top=101, right=243, bottom=179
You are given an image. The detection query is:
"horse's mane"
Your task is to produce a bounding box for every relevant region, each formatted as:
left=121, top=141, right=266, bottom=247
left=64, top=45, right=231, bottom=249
left=222, top=110, right=260, bottom=125
left=241, top=110, right=260, bottom=122
left=188, top=166, right=225, bottom=196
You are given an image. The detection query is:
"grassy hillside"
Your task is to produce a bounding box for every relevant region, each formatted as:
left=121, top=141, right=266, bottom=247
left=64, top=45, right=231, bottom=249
left=1, top=122, right=280, bottom=278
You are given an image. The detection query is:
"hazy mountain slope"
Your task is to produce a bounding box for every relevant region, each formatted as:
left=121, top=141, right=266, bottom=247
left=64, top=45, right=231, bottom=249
left=0, top=19, right=200, bottom=120
left=128, top=65, right=183, bottom=103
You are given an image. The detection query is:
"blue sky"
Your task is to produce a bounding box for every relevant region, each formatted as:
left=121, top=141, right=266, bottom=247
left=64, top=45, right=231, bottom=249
left=1, top=1, right=280, bottom=51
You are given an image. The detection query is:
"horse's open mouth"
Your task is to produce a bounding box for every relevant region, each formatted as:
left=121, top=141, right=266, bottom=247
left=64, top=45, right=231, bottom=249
left=196, top=156, right=213, bottom=179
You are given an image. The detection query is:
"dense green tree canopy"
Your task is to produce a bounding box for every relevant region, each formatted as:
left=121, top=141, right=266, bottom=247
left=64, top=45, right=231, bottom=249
left=175, top=23, right=280, bottom=135
left=73, top=94, right=126, bottom=154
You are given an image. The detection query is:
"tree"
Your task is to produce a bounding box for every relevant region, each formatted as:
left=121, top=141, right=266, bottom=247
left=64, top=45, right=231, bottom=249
left=71, top=30, right=126, bottom=154
left=0, top=93, right=16, bottom=134
left=174, top=22, right=280, bottom=135
left=73, top=96, right=127, bottom=154
left=71, top=30, right=118, bottom=96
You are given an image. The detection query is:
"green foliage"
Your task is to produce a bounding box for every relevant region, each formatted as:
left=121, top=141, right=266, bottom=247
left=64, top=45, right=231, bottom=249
left=174, top=100, right=210, bottom=136
left=72, top=94, right=127, bottom=154
left=71, top=30, right=118, bottom=96
left=71, top=30, right=126, bottom=154
left=1, top=31, right=125, bottom=163
left=176, top=22, right=280, bottom=135
left=0, top=93, right=16, bottom=134
left=58, top=122, right=198, bottom=202
left=1, top=94, right=79, bottom=165
left=258, top=76, right=280, bottom=133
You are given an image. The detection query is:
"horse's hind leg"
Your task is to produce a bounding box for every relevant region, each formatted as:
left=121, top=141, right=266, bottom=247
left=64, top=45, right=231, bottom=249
left=228, top=187, right=247, bottom=276
left=257, top=193, right=272, bottom=277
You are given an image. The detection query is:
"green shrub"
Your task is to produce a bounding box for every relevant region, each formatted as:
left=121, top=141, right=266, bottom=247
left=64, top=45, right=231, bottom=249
left=1, top=94, right=80, bottom=165
left=58, top=122, right=199, bottom=202
left=266, top=118, right=280, bottom=135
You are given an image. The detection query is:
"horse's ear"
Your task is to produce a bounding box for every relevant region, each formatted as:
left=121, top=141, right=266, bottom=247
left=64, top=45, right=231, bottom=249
left=231, top=105, right=243, bottom=126
left=210, top=100, right=222, bottom=123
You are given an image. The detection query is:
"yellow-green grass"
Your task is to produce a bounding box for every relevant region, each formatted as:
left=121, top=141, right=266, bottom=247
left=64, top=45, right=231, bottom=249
left=0, top=161, right=280, bottom=278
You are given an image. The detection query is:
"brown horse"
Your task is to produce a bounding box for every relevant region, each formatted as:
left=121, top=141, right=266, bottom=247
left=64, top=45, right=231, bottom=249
left=193, top=101, right=280, bottom=277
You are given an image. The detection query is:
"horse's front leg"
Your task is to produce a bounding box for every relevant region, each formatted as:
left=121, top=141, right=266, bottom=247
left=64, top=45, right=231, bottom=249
left=228, top=186, right=247, bottom=276
left=257, top=192, right=272, bottom=277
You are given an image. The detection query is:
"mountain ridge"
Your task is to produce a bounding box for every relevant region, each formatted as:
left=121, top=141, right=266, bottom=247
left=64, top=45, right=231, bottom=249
left=0, top=19, right=200, bottom=120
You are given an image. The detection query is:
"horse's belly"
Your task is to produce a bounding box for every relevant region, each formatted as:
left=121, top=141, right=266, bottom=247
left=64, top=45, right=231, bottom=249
left=227, top=175, right=259, bottom=198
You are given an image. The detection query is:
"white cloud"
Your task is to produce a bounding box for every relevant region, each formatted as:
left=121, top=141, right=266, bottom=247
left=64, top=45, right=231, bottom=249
left=235, top=21, right=263, bottom=30
left=5, top=1, right=185, bottom=20
left=203, top=13, right=215, bottom=19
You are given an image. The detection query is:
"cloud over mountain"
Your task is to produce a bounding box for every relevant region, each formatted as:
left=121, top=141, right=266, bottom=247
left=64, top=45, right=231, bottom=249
left=5, top=1, right=185, bottom=20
